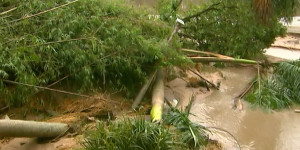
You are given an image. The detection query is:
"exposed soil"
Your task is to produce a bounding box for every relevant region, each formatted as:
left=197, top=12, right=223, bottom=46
left=272, top=34, right=300, bottom=50
left=0, top=93, right=134, bottom=150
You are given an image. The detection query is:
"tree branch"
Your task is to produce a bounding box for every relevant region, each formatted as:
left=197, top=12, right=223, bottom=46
left=188, top=68, right=219, bottom=90
left=11, top=0, right=78, bottom=22
left=182, top=48, right=233, bottom=59
left=1, top=79, right=90, bottom=98
left=26, top=37, right=94, bottom=48
left=0, top=7, right=17, bottom=16
left=189, top=57, right=258, bottom=64
left=182, top=3, right=221, bottom=23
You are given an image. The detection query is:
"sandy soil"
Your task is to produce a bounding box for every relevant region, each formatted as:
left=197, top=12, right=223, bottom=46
left=272, top=34, right=300, bottom=50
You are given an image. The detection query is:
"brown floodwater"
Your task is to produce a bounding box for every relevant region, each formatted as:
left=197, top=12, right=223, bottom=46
left=188, top=66, right=300, bottom=150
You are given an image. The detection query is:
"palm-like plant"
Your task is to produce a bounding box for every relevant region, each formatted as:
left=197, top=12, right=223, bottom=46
left=253, top=0, right=271, bottom=21
left=253, top=0, right=299, bottom=23
left=246, top=60, right=300, bottom=109
left=163, top=107, right=209, bottom=149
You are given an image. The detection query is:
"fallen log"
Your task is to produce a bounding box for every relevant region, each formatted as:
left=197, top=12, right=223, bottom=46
left=132, top=70, right=157, bottom=109
left=233, top=79, right=257, bottom=111
left=182, top=48, right=233, bottom=59
left=236, top=79, right=257, bottom=99
left=0, top=120, right=69, bottom=138
left=150, top=69, right=164, bottom=122
left=189, top=57, right=258, bottom=64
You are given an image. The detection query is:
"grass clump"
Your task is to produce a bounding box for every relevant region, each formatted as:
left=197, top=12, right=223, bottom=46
left=246, top=59, right=300, bottom=109
left=83, top=108, right=209, bottom=150
left=163, top=108, right=209, bottom=149
left=82, top=118, right=173, bottom=150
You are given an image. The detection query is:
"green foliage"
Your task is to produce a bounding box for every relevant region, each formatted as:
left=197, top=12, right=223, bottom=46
left=163, top=108, right=209, bottom=149
left=246, top=60, right=300, bottom=109
left=82, top=118, right=174, bottom=150
left=0, top=0, right=188, bottom=106
left=271, top=0, right=299, bottom=22
left=83, top=110, right=209, bottom=150
left=179, top=0, right=287, bottom=58
left=156, top=0, right=182, bottom=22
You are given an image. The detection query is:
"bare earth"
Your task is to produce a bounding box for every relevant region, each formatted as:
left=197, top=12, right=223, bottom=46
left=272, top=34, right=300, bottom=50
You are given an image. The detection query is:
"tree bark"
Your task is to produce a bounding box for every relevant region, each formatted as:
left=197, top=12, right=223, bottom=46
left=0, top=120, right=69, bottom=137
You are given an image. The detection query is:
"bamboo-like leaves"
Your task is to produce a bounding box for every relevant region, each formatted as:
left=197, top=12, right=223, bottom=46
left=163, top=108, right=209, bottom=149
left=246, top=59, right=300, bottom=109
left=82, top=118, right=174, bottom=150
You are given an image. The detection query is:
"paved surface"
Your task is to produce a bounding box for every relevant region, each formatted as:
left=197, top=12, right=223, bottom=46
left=282, top=16, right=300, bottom=34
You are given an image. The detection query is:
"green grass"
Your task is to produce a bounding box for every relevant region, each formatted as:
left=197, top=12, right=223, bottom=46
left=82, top=108, right=209, bottom=150
left=163, top=108, right=209, bottom=149
left=82, top=118, right=174, bottom=150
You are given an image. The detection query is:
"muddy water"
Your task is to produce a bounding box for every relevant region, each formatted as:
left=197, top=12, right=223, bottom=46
left=189, top=66, right=300, bottom=150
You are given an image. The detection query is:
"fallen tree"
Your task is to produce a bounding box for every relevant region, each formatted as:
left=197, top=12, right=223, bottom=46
left=189, top=57, right=258, bottom=64
left=150, top=69, right=164, bottom=122
left=0, top=119, right=69, bottom=137
left=181, top=48, right=233, bottom=59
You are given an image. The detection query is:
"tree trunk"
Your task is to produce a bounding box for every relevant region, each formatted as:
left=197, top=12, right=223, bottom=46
left=132, top=70, right=157, bottom=109
left=0, top=120, right=69, bottom=138
left=150, top=69, right=164, bottom=122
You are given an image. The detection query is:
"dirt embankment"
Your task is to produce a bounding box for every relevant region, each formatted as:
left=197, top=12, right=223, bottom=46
left=0, top=93, right=134, bottom=150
